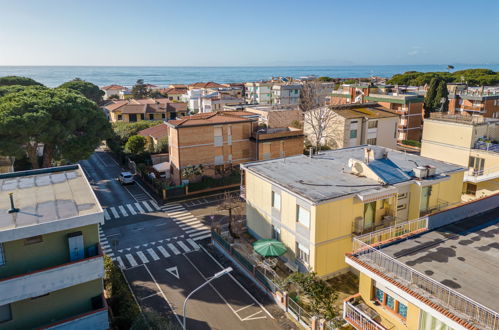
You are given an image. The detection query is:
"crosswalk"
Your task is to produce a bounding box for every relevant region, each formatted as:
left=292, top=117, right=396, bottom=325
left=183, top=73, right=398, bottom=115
left=103, top=200, right=160, bottom=221
left=161, top=203, right=212, bottom=241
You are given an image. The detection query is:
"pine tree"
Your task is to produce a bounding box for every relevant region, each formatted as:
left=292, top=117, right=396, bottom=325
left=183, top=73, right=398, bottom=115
left=424, top=78, right=439, bottom=117
left=433, top=80, right=449, bottom=113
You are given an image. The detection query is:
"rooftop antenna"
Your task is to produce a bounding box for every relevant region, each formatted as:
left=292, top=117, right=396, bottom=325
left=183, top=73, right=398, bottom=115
left=8, top=193, right=19, bottom=213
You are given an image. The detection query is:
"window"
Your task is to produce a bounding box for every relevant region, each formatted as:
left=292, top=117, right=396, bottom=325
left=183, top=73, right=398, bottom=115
left=296, top=242, right=309, bottom=264
left=140, top=114, right=145, bottom=120
left=117, top=114, right=122, bottom=121
left=161, top=113, right=166, bottom=119
left=149, top=114, right=154, bottom=120
left=272, top=191, right=281, bottom=210
left=296, top=205, right=310, bottom=227
left=397, top=193, right=407, bottom=200
left=397, top=203, right=407, bottom=211
left=214, top=155, right=224, bottom=165
left=0, top=243, right=4, bottom=266
left=375, top=287, right=384, bottom=302
left=214, top=127, right=223, bottom=147
left=368, top=120, right=378, bottom=128
left=367, top=138, right=377, bottom=145
left=24, top=235, right=43, bottom=245
left=350, top=130, right=357, bottom=138
left=272, top=226, right=281, bottom=241
left=397, top=302, right=408, bottom=318
left=0, top=304, right=11, bottom=323
left=469, top=156, right=485, bottom=174
left=386, top=294, right=395, bottom=309
left=466, top=183, right=477, bottom=195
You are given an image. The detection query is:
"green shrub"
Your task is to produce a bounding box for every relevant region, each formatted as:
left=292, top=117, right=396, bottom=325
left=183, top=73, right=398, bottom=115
left=402, top=139, right=421, bottom=147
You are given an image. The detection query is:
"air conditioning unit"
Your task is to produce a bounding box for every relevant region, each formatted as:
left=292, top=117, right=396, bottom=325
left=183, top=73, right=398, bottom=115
left=413, top=166, right=428, bottom=179
left=353, top=217, right=364, bottom=235
left=427, top=165, right=437, bottom=177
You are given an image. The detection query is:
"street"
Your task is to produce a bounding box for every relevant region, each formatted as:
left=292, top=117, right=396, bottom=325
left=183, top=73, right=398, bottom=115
left=80, top=150, right=284, bottom=329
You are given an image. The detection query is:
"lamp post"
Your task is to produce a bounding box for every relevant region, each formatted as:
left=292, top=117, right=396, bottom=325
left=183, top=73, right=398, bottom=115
left=182, top=267, right=233, bottom=330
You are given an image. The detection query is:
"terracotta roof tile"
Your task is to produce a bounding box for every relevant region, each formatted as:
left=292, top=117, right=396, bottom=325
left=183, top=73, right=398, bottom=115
left=189, top=81, right=226, bottom=89
left=138, top=123, right=168, bottom=139
left=167, top=111, right=256, bottom=128
left=101, top=84, right=125, bottom=90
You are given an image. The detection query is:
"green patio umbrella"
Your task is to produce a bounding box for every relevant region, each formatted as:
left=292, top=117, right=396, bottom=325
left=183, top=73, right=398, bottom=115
left=253, top=239, right=287, bottom=257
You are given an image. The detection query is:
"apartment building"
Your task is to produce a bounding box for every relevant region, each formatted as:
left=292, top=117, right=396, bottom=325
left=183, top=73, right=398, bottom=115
left=271, top=84, right=301, bottom=105
left=329, top=84, right=424, bottom=141
left=344, top=206, right=499, bottom=330
left=0, top=165, right=108, bottom=329
left=200, top=93, right=244, bottom=113
left=448, top=87, right=499, bottom=118
left=245, top=82, right=273, bottom=104
left=160, top=87, right=187, bottom=102
left=182, top=82, right=230, bottom=112
left=166, top=111, right=304, bottom=185
left=421, top=113, right=499, bottom=201
left=240, top=146, right=465, bottom=277
left=303, top=103, right=398, bottom=150
left=104, top=98, right=188, bottom=122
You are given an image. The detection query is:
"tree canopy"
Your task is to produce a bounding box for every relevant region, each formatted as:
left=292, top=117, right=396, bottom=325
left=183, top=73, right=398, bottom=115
left=59, top=78, right=105, bottom=104
left=0, top=87, right=112, bottom=168
left=388, top=68, right=499, bottom=86
left=125, top=135, right=146, bottom=154
left=0, top=76, right=44, bottom=87
left=131, top=79, right=149, bottom=99
left=424, top=78, right=448, bottom=117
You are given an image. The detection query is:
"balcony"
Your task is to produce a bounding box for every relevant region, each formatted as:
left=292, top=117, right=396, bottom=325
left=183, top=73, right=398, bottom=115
left=40, top=294, right=108, bottom=330
left=343, top=295, right=385, bottom=330
left=0, top=244, right=104, bottom=306
left=464, top=165, right=499, bottom=183
left=474, top=141, right=499, bottom=153
left=458, top=104, right=484, bottom=112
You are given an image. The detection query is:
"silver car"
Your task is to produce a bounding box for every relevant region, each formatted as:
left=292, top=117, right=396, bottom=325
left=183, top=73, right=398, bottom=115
left=118, top=171, right=134, bottom=185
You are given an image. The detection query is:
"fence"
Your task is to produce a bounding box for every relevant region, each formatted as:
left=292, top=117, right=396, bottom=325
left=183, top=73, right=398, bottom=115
left=352, top=239, right=499, bottom=330
left=343, top=300, right=385, bottom=330
left=211, top=230, right=317, bottom=329
left=352, top=217, right=428, bottom=252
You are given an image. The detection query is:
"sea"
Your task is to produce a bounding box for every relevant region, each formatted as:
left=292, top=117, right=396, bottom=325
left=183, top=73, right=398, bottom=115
left=1, top=64, right=498, bottom=88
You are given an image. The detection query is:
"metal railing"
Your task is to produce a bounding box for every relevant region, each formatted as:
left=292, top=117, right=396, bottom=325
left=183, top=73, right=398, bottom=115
left=474, top=141, right=499, bottom=154
left=351, top=239, right=499, bottom=329
left=352, top=217, right=428, bottom=252
left=288, top=297, right=313, bottom=328
left=465, top=165, right=499, bottom=182
left=343, top=300, right=385, bottom=330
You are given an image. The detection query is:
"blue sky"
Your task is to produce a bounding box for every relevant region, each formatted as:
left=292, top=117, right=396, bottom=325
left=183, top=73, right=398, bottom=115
left=0, top=0, right=498, bottom=66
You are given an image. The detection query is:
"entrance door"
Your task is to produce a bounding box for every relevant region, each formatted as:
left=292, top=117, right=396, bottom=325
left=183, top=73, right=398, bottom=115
left=68, top=232, right=84, bottom=261
left=129, top=114, right=137, bottom=122
left=363, top=202, right=376, bottom=230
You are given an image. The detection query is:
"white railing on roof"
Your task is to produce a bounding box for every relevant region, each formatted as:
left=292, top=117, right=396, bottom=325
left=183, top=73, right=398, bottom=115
left=351, top=239, right=499, bottom=330
left=343, top=300, right=385, bottom=330
left=352, top=217, right=428, bottom=252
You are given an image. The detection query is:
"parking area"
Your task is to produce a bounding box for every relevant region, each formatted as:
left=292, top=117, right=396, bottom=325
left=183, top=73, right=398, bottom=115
left=123, top=247, right=281, bottom=330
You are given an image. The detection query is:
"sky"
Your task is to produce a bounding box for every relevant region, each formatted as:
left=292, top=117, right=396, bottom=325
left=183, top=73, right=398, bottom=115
left=0, top=0, right=498, bottom=66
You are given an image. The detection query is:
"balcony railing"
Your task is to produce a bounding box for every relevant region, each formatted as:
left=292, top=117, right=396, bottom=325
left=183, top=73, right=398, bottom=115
left=343, top=296, right=385, bottom=330
left=459, top=104, right=484, bottom=112
left=350, top=239, right=499, bottom=329
left=465, top=165, right=499, bottom=183
left=474, top=141, right=499, bottom=154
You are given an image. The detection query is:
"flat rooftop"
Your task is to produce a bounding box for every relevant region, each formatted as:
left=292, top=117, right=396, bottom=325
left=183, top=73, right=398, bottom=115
left=242, top=146, right=465, bottom=203
left=380, top=208, right=499, bottom=312
left=0, top=165, right=101, bottom=234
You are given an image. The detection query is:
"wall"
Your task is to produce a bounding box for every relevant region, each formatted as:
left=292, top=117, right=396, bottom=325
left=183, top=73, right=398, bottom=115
left=4, top=279, right=103, bottom=329
left=0, top=224, right=99, bottom=279
left=375, top=116, right=398, bottom=149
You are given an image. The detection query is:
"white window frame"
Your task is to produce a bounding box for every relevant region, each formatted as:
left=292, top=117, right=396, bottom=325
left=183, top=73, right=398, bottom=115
left=296, top=205, right=310, bottom=227
left=296, top=242, right=310, bottom=264
left=272, top=191, right=281, bottom=210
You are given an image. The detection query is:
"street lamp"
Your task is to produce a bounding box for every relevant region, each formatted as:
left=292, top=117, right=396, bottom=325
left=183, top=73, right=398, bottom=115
left=182, top=267, right=233, bottom=330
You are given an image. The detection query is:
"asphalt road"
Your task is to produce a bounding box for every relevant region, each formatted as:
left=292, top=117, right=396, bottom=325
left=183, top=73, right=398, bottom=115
left=81, top=150, right=283, bottom=329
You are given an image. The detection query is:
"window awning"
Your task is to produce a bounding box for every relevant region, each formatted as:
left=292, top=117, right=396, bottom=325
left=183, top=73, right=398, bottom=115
left=356, top=186, right=398, bottom=203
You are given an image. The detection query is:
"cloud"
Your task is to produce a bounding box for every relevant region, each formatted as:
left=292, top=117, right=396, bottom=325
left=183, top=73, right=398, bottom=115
left=407, top=46, right=427, bottom=57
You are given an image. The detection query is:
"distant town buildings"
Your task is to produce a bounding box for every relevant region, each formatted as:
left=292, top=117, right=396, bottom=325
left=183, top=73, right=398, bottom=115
left=0, top=165, right=108, bottom=329
left=447, top=84, right=499, bottom=118
left=101, top=84, right=127, bottom=100
left=421, top=113, right=499, bottom=201
left=103, top=98, right=188, bottom=122
left=241, top=146, right=465, bottom=277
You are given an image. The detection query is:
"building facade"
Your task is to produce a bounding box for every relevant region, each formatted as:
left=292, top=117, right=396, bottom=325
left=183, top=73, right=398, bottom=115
left=421, top=113, right=499, bottom=201
left=448, top=86, right=499, bottom=118
left=271, top=84, right=301, bottom=105
left=0, top=165, right=108, bottom=329
left=104, top=98, right=188, bottom=122
left=245, top=82, right=273, bottom=104
left=241, top=146, right=465, bottom=278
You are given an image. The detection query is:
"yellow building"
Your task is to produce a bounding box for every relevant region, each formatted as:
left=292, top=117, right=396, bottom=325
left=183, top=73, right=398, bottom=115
left=344, top=207, right=499, bottom=330
left=421, top=113, right=499, bottom=201
left=241, top=146, right=465, bottom=278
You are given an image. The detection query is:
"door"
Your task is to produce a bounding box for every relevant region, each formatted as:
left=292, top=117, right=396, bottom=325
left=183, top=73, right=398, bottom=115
left=420, top=186, right=431, bottom=214
left=363, top=202, right=376, bottom=230
left=68, top=232, right=84, bottom=261
left=129, top=114, right=137, bottom=122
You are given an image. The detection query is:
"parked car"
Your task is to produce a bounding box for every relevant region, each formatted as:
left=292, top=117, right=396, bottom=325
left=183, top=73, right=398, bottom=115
left=118, top=171, right=134, bottom=185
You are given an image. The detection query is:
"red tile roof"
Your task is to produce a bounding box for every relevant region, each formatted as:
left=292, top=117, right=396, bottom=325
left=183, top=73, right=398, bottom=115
left=167, top=111, right=256, bottom=128
left=138, top=123, right=168, bottom=139
left=189, top=82, right=226, bottom=89
left=104, top=99, right=188, bottom=114
left=101, top=84, right=125, bottom=90
left=161, top=87, right=187, bottom=95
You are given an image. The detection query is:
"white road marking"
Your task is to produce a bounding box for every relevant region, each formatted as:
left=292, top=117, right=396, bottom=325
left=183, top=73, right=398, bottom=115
left=163, top=206, right=185, bottom=212
left=136, top=251, right=150, bottom=264
left=116, top=256, right=125, bottom=269
left=187, top=238, right=199, bottom=250
left=167, top=243, right=181, bottom=255
left=147, top=248, right=160, bottom=261
left=183, top=223, right=206, bottom=229
left=157, top=246, right=170, bottom=258
left=166, top=266, right=180, bottom=279
left=141, top=292, right=160, bottom=300
left=177, top=241, right=191, bottom=253
left=134, top=202, right=145, bottom=213
left=186, top=227, right=210, bottom=234
left=193, top=233, right=211, bottom=241
left=118, top=205, right=129, bottom=217
left=126, top=204, right=137, bottom=215
left=177, top=218, right=199, bottom=225
left=168, top=210, right=189, bottom=216
left=150, top=200, right=161, bottom=210
left=104, top=209, right=111, bottom=220
left=235, top=304, right=254, bottom=313
left=142, top=201, right=154, bottom=212
left=242, top=311, right=267, bottom=321
left=125, top=254, right=138, bottom=267
left=109, top=207, right=119, bottom=218
left=176, top=214, right=196, bottom=220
